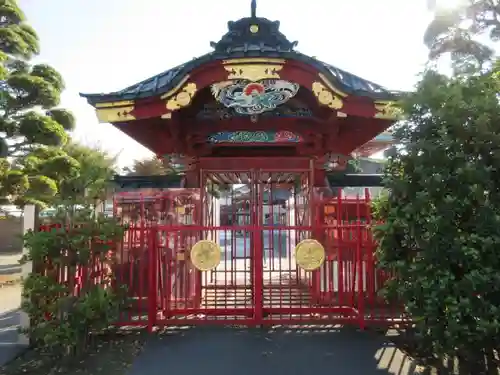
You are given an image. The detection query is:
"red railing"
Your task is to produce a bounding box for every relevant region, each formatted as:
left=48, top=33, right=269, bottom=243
left=37, top=223, right=114, bottom=324
left=36, top=188, right=407, bottom=329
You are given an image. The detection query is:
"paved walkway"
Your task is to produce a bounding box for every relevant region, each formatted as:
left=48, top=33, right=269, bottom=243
left=0, top=284, right=25, bottom=366
left=128, top=327, right=421, bottom=375
left=0, top=253, right=22, bottom=285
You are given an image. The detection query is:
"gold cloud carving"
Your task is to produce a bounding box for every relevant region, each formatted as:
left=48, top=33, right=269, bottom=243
left=312, top=81, right=343, bottom=110
left=166, top=82, right=197, bottom=111
left=318, top=73, right=347, bottom=98
left=374, top=101, right=402, bottom=120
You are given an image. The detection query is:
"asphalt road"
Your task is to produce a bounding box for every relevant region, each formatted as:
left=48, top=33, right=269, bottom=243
left=0, top=254, right=422, bottom=374
left=128, top=327, right=421, bottom=375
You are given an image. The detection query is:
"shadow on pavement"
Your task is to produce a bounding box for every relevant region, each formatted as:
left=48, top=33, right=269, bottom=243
left=0, top=264, right=21, bottom=275
left=0, top=253, right=21, bottom=276
left=0, top=308, right=25, bottom=367
left=128, top=326, right=420, bottom=375
left=0, top=254, right=22, bottom=285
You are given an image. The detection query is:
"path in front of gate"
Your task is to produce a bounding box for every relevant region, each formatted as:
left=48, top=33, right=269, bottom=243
left=0, top=284, right=25, bottom=366
left=128, top=327, right=420, bottom=375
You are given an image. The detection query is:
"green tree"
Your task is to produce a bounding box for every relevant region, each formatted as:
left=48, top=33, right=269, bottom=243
left=123, top=156, right=169, bottom=176
left=0, top=0, right=75, bottom=202
left=60, top=142, right=117, bottom=203
left=123, top=156, right=227, bottom=197
left=425, top=0, right=499, bottom=65
left=13, top=142, right=117, bottom=207
left=374, top=62, right=500, bottom=372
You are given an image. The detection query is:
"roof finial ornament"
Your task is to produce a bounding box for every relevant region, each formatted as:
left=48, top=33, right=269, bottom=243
left=251, top=0, right=257, bottom=18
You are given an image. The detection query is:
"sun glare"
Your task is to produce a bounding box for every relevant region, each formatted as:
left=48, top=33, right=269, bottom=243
left=435, top=0, right=465, bottom=10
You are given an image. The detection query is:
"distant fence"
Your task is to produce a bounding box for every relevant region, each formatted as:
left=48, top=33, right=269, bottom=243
left=0, top=210, right=23, bottom=255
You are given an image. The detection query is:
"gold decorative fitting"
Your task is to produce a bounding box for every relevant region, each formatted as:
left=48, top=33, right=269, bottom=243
left=374, top=101, right=402, bottom=120
left=95, top=100, right=134, bottom=108
left=190, top=240, right=221, bottom=271
left=224, top=64, right=283, bottom=82
left=95, top=106, right=135, bottom=123
left=160, top=75, right=190, bottom=99
left=166, top=82, right=197, bottom=111
left=249, top=24, right=259, bottom=33
left=312, top=82, right=343, bottom=110
left=222, top=58, right=286, bottom=64
left=295, top=239, right=326, bottom=271
left=318, top=73, right=347, bottom=97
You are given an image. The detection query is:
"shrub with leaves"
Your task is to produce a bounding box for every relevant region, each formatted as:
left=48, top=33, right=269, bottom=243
left=373, top=61, right=500, bottom=372
left=21, top=205, right=127, bottom=356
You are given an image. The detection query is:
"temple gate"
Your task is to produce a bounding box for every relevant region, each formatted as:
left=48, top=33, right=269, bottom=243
left=81, top=1, right=402, bottom=327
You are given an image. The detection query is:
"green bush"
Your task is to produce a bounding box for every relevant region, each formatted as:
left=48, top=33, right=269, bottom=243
left=373, top=61, right=500, bottom=372
left=21, top=205, right=127, bottom=356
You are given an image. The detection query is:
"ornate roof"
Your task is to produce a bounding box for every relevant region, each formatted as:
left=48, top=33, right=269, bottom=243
left=80, top=2, right=399, bottom=104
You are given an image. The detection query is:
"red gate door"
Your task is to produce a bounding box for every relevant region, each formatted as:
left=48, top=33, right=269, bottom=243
left=255, top=169, right=316, bottom=323
left=191, top=170, right=260, bottom=324
left=152, top=166, right=366, bottom=326
left=153, top=173, right=260, bottom=325
left=198, top=168, right=315, bottom=325
left=255, top=170, right=365, bottom=325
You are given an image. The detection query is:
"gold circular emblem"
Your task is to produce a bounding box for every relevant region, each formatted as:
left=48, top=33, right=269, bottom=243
left=249, top=24, right=259, bottom=33
left=190, top=240, right=221, bottom=271
left=294, top=239, right=325, bottom=271
left=176, top=91, right=191, bottom=106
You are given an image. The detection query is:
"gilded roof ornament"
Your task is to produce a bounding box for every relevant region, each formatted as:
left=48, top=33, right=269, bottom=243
left=209, top=1, right=298, bottom=53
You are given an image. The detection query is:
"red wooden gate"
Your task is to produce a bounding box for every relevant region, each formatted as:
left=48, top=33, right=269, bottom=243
left=112, top=171, right=406, bottom=328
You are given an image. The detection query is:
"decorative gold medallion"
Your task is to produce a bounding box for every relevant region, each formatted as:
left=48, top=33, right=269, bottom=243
left=190, top=240, right=221, bottom=271
left=294, top=239, right=325, bottom=271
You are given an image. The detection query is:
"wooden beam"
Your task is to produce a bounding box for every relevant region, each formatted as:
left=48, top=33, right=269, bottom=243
left=189, top=117, right=323, bottom=132
left=327, top=173, right=383, bottom=187
left=112, top=175, right=184, bottom=190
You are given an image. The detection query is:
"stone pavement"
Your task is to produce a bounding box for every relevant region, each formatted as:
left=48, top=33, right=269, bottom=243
left=128, top=327, right=422, bottom=375
left=0, top=284, right=26, bottom=366
left=0, top=253, right=22, bottom=285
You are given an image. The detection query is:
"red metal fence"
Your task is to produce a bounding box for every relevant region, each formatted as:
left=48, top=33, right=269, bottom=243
left=35, top=180, right=407, bottom=329
left=37, top=223, right=114, bottom=305
left=108, top=183, right=408, bottom=329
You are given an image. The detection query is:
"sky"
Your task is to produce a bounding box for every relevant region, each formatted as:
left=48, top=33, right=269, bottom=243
left=19, top=0, right=434, bottom=168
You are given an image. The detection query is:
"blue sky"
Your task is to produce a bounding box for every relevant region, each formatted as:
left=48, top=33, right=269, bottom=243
left=19, top=0, right=433, bottom=167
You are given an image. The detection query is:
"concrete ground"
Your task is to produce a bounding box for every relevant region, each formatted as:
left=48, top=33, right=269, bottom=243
left=0, top=284, right=25, bottom=366
left=128, top=327, right=422, bottom=375
left=0, top=253, right=423, bottom=374
left=0, top=253, right=22, bottom=285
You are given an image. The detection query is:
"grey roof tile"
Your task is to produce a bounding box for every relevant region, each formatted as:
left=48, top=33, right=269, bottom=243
left=80, top=15, right=398, bottom=104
